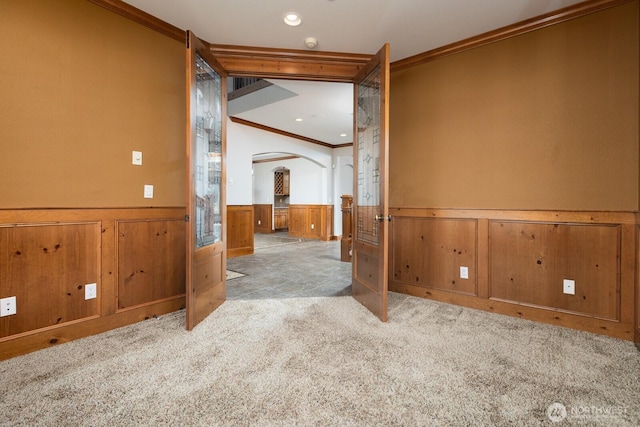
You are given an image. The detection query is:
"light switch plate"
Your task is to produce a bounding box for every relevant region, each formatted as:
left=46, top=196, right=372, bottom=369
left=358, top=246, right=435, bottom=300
left=563, top=279, right=575, bottom=295
left=144, top=185, right=154, bottom=199
left=460, top=266, right=469, bottom=279
left=132, top=151, right=143, bottom=165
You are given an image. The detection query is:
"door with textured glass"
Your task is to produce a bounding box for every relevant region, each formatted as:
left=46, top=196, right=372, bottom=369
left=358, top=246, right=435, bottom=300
left=185, top=31, right=227, bottom=330
left=351, top=44, right=390, bottom=321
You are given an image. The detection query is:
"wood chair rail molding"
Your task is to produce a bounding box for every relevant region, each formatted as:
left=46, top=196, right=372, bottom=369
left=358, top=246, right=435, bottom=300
left=389, top=207, right=639, bottom=224
left=391, top=0, right=634, bottom=72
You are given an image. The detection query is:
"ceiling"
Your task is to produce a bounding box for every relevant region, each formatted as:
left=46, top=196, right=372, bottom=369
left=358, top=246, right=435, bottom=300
left=122, top=0, right=587, bottom=147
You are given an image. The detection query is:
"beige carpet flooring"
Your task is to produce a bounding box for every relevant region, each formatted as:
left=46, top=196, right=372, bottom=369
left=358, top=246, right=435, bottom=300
left=0, top=292, right=638, bottom=426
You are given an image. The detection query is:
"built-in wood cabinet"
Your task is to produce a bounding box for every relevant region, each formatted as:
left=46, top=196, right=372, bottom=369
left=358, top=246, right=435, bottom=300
left=274, top=170, right=290, bottom=196
left=274, top=208, right=288, bottom=230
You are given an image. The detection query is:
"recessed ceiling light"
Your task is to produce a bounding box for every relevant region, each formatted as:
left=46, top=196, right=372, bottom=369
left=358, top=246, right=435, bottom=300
left=284, top=12, right=302, bottom=27
left=340, top=133, right=347, bottom=137
left=295, top=117, right=304, bottom=122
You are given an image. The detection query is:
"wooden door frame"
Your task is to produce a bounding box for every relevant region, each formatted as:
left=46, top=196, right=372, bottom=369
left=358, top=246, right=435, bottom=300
left=208, top=44, right=372, bottom=82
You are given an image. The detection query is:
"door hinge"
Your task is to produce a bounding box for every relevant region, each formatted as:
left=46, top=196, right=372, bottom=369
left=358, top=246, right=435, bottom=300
left=184, top=215, right=190, bottom=223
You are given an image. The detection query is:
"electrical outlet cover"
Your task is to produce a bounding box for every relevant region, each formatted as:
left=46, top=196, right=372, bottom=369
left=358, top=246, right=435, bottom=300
left=85, top=283, right=97, bottom=300
left=460, top=266, right=469, bottom=279
left=1, top=296, right=17, bottom=317
left=563, top=279, right=575, bottom=295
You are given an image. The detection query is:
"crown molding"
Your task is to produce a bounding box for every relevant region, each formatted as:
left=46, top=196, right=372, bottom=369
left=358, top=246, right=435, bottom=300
left=87, top=0, right=185, bottom=42
left=391, top=0, right=633, bottom=72
left=230, top=117, right=352, bottom=149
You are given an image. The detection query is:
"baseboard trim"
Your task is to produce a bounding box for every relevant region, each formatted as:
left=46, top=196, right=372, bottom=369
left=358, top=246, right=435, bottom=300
left=390, top=282, right=633, bottom=341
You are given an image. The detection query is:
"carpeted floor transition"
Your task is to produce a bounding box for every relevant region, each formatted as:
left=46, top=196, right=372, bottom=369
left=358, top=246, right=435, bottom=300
left=0, top=292, right=638, bottom=426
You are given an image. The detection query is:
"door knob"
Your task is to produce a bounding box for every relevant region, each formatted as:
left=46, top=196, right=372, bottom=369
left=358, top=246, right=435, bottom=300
left=374, top=214, right=391, bottom=222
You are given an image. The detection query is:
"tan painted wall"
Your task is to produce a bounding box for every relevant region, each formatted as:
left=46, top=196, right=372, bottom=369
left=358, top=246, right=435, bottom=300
left=390, top=2, right=639, bottom=211
left=0, top=0, right=186, bottom=208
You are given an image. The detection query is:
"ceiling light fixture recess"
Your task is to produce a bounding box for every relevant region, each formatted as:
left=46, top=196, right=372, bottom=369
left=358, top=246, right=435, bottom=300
left=295, top=118, right=304, bottom=122
left=283, top=12, right=302, bottom=26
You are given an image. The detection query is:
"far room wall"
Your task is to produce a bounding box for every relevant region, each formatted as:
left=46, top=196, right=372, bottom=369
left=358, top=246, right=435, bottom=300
left=227, top=119, right=353, bottom=234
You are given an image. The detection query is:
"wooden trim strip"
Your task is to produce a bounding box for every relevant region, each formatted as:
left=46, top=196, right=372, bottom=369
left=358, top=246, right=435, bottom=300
left=389, top=282, right=634, bottom=340
left=0, top=207, right=185, bottom=223
left=210, top=44, right=373, bottom=82
left=87, top=0, right=185, bottom=43
left=230, top=117, right=353, bottom=149
left=253, top=156, right=299, bottom=164
left=389, top=207, right=639, bottom=224
left=391, top=0, right=633, bottom=72
left=210, top=44, right=372, bottom=64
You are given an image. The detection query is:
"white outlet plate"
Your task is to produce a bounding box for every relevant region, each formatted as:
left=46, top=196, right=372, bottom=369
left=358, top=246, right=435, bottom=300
left=0, top=296, right=17, bottom=317
left=132, top=150, right=143, bottom=165
left=563, top=279, right=575, bottom=295
left=311, top=224, right=315, bottom=230
left=258, top=220, right=261, bottom=225
left=460, top=266, right=469, bottom=279
left=144, top=184, right=154, bottom=199
left=85, top=283, right=97, bottom=300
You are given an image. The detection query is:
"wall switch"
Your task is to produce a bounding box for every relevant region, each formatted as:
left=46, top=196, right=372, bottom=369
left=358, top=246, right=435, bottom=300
left=0, top=296, right=17, bottom=317
left=144, top=185, right=154, bottom=198
left=85, top=283, right=97, bottom=300
left=460, top=266, right=469, bottom=279
left=311, top=223, right=315, bottom=230
left=132, top=151, right=143, bottom=165
left=258, top=220, right=261, bottom=225
left=563, top=279, right=575, bottom=295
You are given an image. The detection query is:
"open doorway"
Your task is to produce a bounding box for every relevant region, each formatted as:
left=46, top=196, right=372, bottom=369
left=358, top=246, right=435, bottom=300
left=226, top=77, right=354, bottom=299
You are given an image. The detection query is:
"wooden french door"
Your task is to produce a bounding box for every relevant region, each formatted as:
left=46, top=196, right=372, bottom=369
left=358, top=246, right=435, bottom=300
left=185, top=31, right=228, bottom=330
left=351, top=44, right=390, bottom=322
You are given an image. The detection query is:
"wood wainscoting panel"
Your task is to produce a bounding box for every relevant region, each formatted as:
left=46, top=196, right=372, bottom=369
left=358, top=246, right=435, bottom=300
left=228, top=205, right=254, bottom=258
left=391, top=217, right=477, bottom=295
left=0, top=207, right=185, bottom=360
left=117, top=219, right=186, bottom=310
left=254, top=204, right=273, bottom=233
left=389, top=208, right=636, bottom=341
left=288, top=205, right=334, bottom=241
left=288, top=206, right=306, bottom=236
left=637, top=223, right=640, bottom=346
left=490, top=221, right=619, bottom=320
left=0, top=222, right=100, bottom=337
